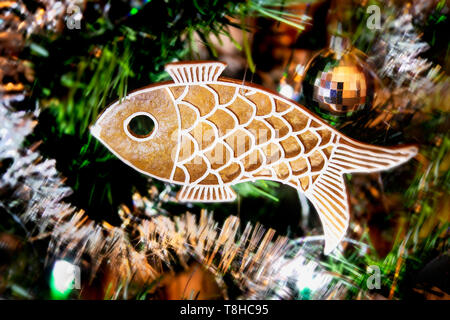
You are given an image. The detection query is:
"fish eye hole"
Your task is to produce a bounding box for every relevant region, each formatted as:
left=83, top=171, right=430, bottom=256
left=127, top=114, right=155, bottom=138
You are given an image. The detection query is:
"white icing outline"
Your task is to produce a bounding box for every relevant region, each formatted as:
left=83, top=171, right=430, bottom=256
left=165, top=87, right=182, bottom=180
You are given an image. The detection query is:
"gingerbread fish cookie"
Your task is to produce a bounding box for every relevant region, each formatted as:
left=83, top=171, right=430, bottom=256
left=91, top=61, right=418, bottom=254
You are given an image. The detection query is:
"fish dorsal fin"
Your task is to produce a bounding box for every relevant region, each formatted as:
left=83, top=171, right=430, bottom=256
left=165, top=61, right=226, bottom=84
left=177, top=185, right=236, bottom=202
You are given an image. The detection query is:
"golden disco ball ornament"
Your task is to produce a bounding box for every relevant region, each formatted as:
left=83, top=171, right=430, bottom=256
left=301, top=37, right=376, bottom=121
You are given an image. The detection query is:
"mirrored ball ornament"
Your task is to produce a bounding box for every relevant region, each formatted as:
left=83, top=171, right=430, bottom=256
left=301, top=46, right=375, bottom=120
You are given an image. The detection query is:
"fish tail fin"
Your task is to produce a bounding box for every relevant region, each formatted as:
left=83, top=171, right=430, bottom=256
left=305, top=172, right=350, bottom=255
left=305, top=137, right=417, bottom=254
left=330, top=136, right=418, bottom=174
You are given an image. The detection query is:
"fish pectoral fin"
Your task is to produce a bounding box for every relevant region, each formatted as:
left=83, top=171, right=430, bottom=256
left=304, top=172, right=350, bottom=255
left=165, top=61, right=227, bottom=84
left=177, top=184, right=236, bottom=202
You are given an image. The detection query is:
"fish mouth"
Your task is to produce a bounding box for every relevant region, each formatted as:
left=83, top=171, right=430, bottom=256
left=89, top=124, right=102, bottom=140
